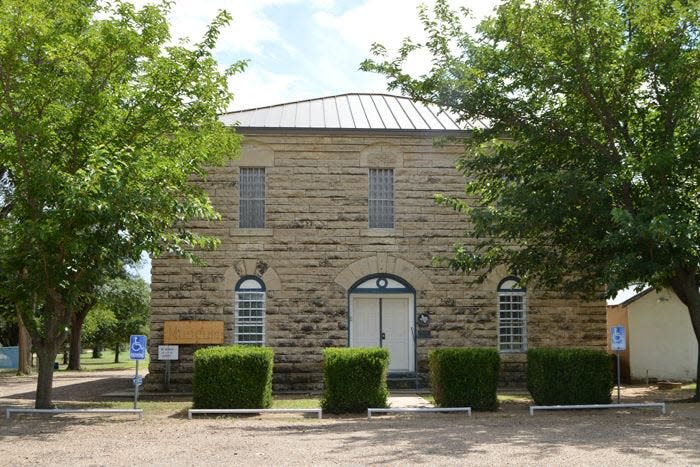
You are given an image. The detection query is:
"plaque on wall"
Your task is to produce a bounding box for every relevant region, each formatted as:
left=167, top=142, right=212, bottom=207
left=416, top=330, right=432, bottom=338
left=163, top=320, right=224, bottom=344
left=417, top=313, right=430, bottom=327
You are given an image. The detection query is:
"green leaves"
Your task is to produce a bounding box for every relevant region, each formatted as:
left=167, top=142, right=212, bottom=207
left=193, top=346, right=274, bottom=409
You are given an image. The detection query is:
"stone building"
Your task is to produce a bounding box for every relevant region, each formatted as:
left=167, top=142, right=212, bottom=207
left=147, top=93, right=606, bottom=391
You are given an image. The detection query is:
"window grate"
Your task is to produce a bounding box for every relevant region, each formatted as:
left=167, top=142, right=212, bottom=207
left=369, top=168, right=394, bottom=228
left=235, top=291, right=265, bottom=345
left=498, top=291, right=527, bottom=352
left=239, top=168, right=265, bottom=228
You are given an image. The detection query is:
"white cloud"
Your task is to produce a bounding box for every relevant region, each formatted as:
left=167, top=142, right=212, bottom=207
left=312, top=0, right=501, bottom=78
left=131, top=0, right=298, bottom=54
left=227, top=65, right=304, bottom=111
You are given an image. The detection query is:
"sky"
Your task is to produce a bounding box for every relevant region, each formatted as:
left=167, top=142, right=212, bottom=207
left=140, top=0, right=502, bottom=111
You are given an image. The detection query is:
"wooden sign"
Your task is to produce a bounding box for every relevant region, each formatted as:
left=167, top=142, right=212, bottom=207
left=163, top=320, right=224, bottom=345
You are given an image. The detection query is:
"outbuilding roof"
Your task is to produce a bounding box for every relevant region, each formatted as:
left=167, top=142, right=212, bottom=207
left=220, top=93, right=475, bottom=131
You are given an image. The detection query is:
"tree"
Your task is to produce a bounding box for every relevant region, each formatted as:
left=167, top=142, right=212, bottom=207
left=0, top=299, right=17, bottom=346
left=66, top=262, right=139, bottom=370
left=96, top=276, right=150, bottom=363
left=82, top=305, right=116, bottom=360
left=362, top=0, right=700, bottom=399
left=0, top=0, right=244, bottom=408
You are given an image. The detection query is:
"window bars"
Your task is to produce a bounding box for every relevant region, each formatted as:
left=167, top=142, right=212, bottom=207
left=498, top=288, right=527, bottom=352
left=369, top=168, right=394, bottom=228
left=239, top=168, right=265, bottom=228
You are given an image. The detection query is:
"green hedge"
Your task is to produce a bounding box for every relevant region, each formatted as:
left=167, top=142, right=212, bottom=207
left=527, top=348, right=613, bottom=405
left=429, top=348, right=500, bottom=411
left=321, top=347, right=389, bottom=413
left=192, top=345, right=274, bottom=409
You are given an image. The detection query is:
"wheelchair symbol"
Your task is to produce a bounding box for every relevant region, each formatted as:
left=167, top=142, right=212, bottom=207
left=130, top=335, right=147, bottom=360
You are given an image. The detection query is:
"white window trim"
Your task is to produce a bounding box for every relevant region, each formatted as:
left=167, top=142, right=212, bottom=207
left=498, top=289, right=527, bottom=353
left=234, top=287, right=266, bottom=346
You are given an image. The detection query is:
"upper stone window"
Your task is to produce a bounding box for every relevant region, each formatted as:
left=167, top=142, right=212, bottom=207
left=239, top=168, right=265, bottom=228
left=497, top=277, right=527, bottom=352
left=368, top=168, right=394, bottom=228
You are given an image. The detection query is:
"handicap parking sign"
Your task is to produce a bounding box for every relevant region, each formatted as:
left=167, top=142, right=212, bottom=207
left=610, top=326, right=626, bottom=351
left=130, top=335, right=147, bottom=360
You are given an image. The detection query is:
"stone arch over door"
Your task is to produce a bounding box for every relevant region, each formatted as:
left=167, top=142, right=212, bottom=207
left=333, top=254, right=432, bottom=292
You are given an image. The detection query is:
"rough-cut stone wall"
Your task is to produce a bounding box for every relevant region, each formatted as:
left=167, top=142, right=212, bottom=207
left=147, top=130, right=607, bottom=391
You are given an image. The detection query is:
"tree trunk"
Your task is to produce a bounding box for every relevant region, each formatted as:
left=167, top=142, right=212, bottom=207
left=35, top=347, right=58, bottom=409
left=92, top=343, right=102, bottom=359
left=114, top=344, right=120, bottom=363
left=67, top=312, right=87, bottom=370
left=669, top=270, right=700, bottom=402
left=26, top=293, right=71, bottom=409
left=67, top=301, right=93, bottom=371
left=17, top=313, right=32, bottom=376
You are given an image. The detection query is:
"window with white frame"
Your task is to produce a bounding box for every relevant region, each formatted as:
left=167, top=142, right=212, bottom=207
left=498, top=277, right=527, bottom=352
left=239, top=168, right=265, bottom=228
left=368, top=168, right=394, bottom=228
left=234, top=277, right=265, bottom=345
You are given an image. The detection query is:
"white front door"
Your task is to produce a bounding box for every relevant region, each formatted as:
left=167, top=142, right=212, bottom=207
left=350, top=295, right=414, bottom=372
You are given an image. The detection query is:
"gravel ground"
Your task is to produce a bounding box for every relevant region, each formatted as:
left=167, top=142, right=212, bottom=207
left=1, top=370, right=699, bottom=466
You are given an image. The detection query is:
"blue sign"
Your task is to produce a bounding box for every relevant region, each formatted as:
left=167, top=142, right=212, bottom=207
left=130, top=335, right=147, bottom=360
left=133, top=375, right=143, bottom=386
left=611, top=326, right=626, bottom=351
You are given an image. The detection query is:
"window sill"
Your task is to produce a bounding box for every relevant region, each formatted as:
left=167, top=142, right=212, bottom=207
left=231, top=228, right=274, bottom=237
left=361, top=228, right=404, bottom=237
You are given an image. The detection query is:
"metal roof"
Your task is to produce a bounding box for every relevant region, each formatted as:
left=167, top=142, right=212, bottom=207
left=220, top=93, right=477, bottom=131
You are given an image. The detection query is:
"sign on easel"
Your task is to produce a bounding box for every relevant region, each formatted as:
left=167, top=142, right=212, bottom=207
left=158, top=345, right=178, bottom=391
left=158, top=345, right=179, bottom=360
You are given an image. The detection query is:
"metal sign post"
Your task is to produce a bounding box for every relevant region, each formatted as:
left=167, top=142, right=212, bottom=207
left=610, top=326, right=626, bottom=404
left=158, top=345, right=179, bottom=391
left=129, top=335, right=147, bottom=410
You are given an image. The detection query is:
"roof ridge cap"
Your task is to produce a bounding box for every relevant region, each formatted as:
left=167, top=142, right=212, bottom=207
left=223, top=92, right=412, bottom=115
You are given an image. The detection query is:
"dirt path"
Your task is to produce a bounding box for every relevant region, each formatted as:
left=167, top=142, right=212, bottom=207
left=1, top=371, right=698, bottom=465
left=0, top=369, right=139, bottom=403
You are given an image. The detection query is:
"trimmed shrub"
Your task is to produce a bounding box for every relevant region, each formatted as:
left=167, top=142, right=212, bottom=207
left=527, top=348, right=613, bottom=405
left=321, top=347, right=389, bottom=413
left=429, top=348, right=500, bottom=411
left=192, top=345, right=274, bottom=409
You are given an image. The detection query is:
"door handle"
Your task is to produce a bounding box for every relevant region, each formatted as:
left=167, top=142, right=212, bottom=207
left=381, top=332, right=386, bottom=340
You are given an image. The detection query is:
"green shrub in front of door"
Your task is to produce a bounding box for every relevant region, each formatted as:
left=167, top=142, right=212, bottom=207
left=321, top=347, right=389, bottom=413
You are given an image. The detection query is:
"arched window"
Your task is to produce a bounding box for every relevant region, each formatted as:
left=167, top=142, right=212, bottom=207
left=497, top=277, right=527, bottom=352
left=235, top=276, right=266, bottom=345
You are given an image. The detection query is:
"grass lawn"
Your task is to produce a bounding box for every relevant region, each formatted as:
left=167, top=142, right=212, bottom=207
left=70, top=396, right=322, bottom=416
left=420, top=392, right=532, bottom=405
left=682, top=383, right=696, bottom=391
left=55, top=349, right=149, bottom=372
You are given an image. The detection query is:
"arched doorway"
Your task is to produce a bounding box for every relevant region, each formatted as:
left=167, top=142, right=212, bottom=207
left=348, top=274, right=415, bottom=373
